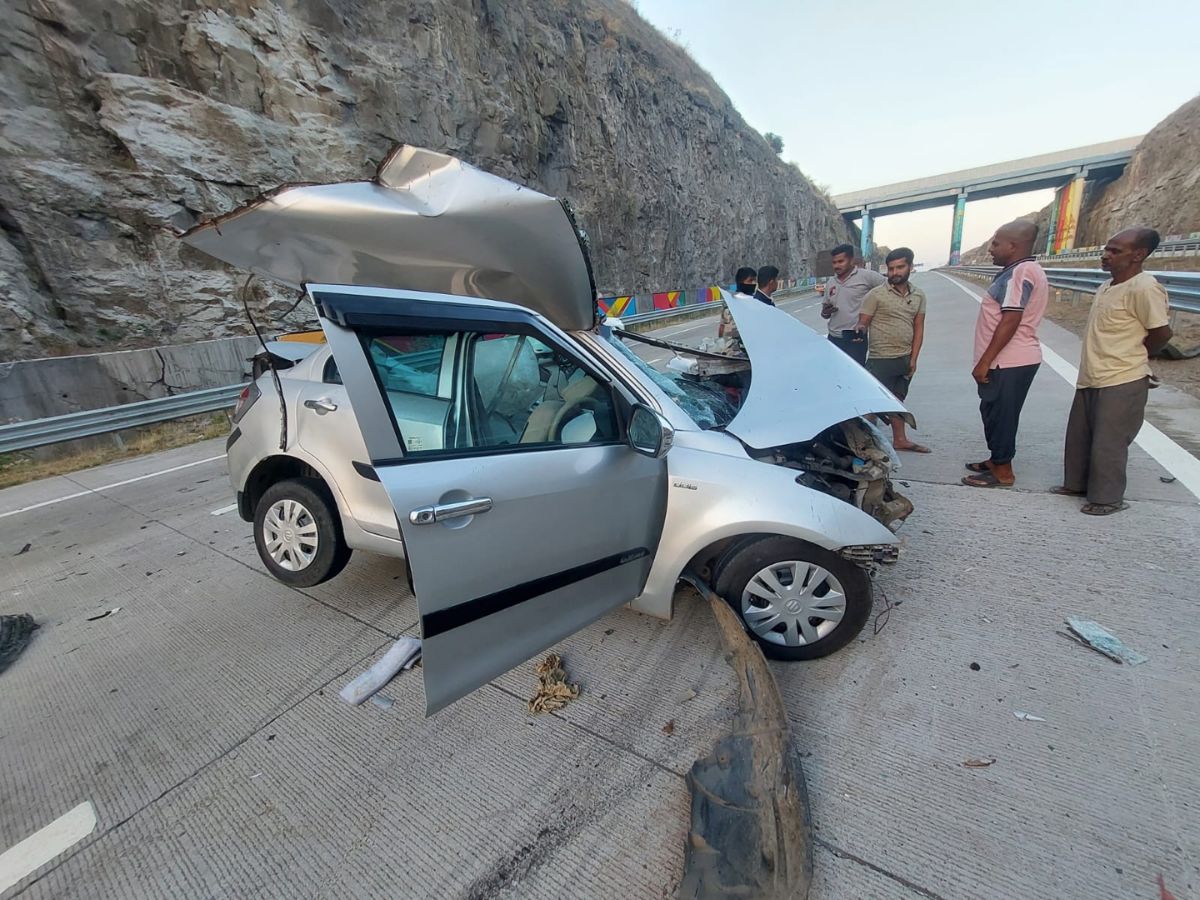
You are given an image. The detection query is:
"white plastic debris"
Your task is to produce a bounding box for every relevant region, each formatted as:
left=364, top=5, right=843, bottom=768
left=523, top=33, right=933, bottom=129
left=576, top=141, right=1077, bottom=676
left=1013, top=711, right=1046, bottom=722
left=339, top=637, right=422, bottom=706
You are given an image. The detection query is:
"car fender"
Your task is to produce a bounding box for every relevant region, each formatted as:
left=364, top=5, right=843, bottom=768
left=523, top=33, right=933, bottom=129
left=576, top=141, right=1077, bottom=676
left=631, top=445, right=897, bottom=619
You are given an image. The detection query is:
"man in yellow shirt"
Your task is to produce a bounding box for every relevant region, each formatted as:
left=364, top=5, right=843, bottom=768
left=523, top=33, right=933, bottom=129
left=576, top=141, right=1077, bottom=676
left=1055, top=228, right=1173, bottom=515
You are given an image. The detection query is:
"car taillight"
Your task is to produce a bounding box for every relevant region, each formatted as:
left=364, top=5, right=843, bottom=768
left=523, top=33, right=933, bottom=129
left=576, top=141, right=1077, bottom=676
left=232, top=380, right=261, bottom=423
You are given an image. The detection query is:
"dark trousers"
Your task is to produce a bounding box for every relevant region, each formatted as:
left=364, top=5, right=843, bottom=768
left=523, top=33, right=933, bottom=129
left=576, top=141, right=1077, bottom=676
left=977, top=363, right=1039, bottom=465
left=828, top=331, right=868, bottom=366
left=1063, top=377, right=1148, bottom=505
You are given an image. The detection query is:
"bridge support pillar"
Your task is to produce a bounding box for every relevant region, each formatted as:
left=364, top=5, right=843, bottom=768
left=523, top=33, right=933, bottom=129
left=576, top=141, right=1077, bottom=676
left=859, top=209, right=873, bottom=262
left=948, top=192, right=967, bottom=266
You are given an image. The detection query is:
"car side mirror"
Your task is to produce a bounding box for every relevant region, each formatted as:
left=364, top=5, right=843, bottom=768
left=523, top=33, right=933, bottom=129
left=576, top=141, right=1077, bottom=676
left=627, top=404, right=674, bottom=459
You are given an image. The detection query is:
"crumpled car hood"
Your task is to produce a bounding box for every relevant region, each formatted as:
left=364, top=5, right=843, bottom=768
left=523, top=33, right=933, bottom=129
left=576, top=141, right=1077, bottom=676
left=180, top=145, right=598, bottom=331
left=723, top=292, right=913, bottom=448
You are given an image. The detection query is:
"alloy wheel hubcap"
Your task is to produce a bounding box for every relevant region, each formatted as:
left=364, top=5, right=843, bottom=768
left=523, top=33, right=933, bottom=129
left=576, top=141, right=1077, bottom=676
left=263, top=499, right=319, bottom=571
left=741, top=560, right=846, bottom=647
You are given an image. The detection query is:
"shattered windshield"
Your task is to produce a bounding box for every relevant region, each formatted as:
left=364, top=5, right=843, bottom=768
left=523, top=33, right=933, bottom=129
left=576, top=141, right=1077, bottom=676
left=601, top=330, right=739, bottom=430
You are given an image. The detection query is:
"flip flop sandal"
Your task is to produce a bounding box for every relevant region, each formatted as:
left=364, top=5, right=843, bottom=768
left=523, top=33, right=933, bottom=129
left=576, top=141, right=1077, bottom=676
left=961, top=471, right=1013, bottom=489
left=1049, top=485, right=1086, bottom=496
left=898, top=444, right=931, bottom=454
left=1080, top=502, right=1129, bottom=516
left=964, top=461, right=991, bottom=473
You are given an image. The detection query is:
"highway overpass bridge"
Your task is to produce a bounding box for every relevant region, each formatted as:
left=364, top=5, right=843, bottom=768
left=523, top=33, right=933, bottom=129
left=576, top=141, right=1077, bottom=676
left=833, top=136, right=1142, bottom=265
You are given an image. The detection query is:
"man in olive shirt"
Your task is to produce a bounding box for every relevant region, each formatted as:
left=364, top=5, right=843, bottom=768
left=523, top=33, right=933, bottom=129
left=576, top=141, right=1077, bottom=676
left=857, top=247, right=929, bottom=452
left=1055, top=228, right=1172, bottom=515
left=819, top=243, right=886, bottom=365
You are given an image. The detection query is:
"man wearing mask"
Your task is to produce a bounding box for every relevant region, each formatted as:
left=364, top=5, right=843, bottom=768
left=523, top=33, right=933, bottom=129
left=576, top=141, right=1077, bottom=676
left=962, top=220, right=1048, bottom=489
left=1054, top=227, right=1172, bottom=515
left=754, top=266, right=779, bottom=306
left=720, top=266, right=758, bottom=344
left=820, top=243, right=885, bottom=365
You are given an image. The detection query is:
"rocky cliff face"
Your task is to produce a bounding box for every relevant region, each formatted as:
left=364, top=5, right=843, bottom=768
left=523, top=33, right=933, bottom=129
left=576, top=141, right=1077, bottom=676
left=1077, top=94, right=1200, bottom=246
left=0, top=0, right=854, bottom=360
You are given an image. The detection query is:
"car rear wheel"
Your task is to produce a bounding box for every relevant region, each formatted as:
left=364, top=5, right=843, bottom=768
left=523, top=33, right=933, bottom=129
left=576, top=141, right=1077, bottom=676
left=713, top=536, right=872, bottom=661
left=254, top=478, right=351, bottom=587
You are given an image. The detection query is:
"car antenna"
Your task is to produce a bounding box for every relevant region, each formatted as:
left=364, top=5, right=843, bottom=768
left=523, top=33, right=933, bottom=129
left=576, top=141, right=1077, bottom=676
left=239, top=274, right=288, bottom=451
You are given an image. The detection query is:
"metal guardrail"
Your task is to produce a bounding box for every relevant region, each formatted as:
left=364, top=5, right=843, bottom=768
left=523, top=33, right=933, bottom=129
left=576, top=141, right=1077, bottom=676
left=0, top=384, right=243, bottom=454
left=1038, top=238, right=1200, bottom=263
left=948, top=266, right=1200, bottom=316
left=616, top=284, right=817, bottom=325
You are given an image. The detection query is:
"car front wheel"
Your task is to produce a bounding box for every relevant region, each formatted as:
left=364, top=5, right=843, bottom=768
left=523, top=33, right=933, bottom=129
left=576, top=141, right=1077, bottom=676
left=254, top=478, right=351, bottom=587
left=713, top=536, right=872, bottom=661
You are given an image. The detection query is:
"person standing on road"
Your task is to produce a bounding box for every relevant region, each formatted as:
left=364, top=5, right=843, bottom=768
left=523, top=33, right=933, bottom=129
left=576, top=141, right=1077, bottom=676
left=719, top=266, right=758, bottom=343
left=1053, top=228, right=1172, bottom=515
left=820, top=243, right=886, bottom=366
left=857, top=247, right=930, bottom=453
left=754, top=265, right=779, bottom=306
left=962, top=220, right=1048, bottom=489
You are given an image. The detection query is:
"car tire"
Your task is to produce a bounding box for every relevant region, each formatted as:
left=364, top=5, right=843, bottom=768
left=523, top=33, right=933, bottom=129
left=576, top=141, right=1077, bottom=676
left=713, top=536, right=872, bottom=661
left=253, top=477, right=351, bottom=587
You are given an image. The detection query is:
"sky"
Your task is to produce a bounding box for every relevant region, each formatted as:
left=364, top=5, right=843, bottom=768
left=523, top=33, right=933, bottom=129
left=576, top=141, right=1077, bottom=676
left=635, top=0, right=1200, bottom=267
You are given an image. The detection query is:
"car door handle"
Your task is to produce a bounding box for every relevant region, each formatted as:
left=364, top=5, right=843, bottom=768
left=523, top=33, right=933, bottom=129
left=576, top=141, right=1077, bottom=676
left=304, top=398, right=338, bottom=413
left=409, top=497, right=493, bottom=525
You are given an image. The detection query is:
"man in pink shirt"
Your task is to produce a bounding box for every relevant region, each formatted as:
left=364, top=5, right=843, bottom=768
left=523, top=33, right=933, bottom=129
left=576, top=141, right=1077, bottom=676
left=962, top=220, right=1048, bottom=488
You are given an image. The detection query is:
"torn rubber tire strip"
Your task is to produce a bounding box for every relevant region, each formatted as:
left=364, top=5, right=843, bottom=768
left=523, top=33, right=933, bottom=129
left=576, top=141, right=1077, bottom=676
left=678, top=578, right=813, bottom=899
left=0, top=614, right=38, bottom=675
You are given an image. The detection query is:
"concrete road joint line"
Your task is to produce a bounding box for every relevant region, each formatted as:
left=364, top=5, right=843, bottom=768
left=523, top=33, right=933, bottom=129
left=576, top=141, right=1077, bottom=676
left=486, top=682, right=689, bottom=780
left=9, top=639, right=392, bottom=896
left=0, top=802, right=97, bottom=894
left=0, top=454, right=227, bottom=520
left=938, top=272, right=1200, bottom=500
left=72, top=482, right=406, bottom=642
left=813, top=837, right=949, bottom=900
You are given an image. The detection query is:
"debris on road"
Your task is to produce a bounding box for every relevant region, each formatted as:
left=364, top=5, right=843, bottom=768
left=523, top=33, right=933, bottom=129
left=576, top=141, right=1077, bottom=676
left=15, top=542, right=31, bottom=556
left=969, top=662, right=981, bottom=671
left=1158, top=873, right=1178, bottom=900
left=662, top=719, right=675, bottom=736
left=1013, top=711, right=1046, bottom=722
left=679, top=688, right=698, bottom=703
left=1063, top=618, right=1148, bottom=666
left=528, top=653, right=580, bottom=714
left=0, top=614, right=39, bottom=675
left=962, top=757, right=996, bottom=768
left=86, top=607, right=121, bottom=622
left=1160, top=475, right=1176, bottom=484
left=369, top=694, right=395, bottom=711
left=339, top=637, right=422, bottom=706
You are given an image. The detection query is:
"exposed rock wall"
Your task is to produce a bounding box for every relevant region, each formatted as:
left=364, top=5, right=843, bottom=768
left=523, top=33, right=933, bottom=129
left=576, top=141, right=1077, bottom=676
left=0, top=0, right=855, bottom=361
left=1077, top=94, right=1200, bottom=245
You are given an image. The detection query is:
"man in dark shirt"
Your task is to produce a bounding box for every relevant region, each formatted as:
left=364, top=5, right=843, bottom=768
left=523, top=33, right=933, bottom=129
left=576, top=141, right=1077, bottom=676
left=754, top=265, right=779, bottom=306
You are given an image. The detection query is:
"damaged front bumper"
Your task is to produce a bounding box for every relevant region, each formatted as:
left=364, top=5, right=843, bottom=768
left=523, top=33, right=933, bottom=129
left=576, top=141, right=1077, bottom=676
left=839, top=544, right=901, bottom=568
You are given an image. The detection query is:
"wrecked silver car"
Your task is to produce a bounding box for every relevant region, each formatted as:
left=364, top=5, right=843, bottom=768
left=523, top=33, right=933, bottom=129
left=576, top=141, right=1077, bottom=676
left=183, top=146, right=914, bottom=714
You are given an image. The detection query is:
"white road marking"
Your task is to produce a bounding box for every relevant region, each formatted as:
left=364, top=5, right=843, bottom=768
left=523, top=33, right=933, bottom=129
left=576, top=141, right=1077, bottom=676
left=0, top=455, right=227, bottom=521
left=937, top=272, right=1200, bottom=501
left=210, top=503, right=239, bottom=516
left=0, top=801, right=97, bottom=892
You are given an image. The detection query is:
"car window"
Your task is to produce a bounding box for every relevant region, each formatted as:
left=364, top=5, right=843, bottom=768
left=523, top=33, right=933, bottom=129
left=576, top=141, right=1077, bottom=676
left=368, top=335, right=447, bottom=397
left=322, top=355, right=341, bottom=385
left=468, top=332, right=619, bottom=450
left=361, top=328, right=619, bottom=457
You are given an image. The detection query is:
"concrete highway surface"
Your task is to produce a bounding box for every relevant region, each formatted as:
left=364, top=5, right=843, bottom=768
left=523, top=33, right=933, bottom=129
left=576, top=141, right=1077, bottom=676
left=2, top=273, right=1197, bottom=899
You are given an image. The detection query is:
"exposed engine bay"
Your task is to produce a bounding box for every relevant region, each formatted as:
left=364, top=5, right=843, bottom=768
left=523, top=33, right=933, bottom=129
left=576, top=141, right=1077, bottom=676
left=756, top=419, right=914, bottom=532
left=609, top=326, right=914, bottom=531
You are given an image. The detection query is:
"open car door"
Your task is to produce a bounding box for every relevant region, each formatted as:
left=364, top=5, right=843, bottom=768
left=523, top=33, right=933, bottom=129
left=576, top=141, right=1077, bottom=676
left=311, top=284, right=669, bottom=714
